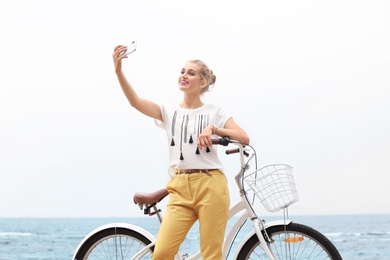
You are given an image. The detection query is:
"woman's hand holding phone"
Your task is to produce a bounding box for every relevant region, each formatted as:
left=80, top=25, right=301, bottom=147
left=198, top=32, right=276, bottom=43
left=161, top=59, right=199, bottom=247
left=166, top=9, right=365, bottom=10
left=121, top=41, right=137, bottom=56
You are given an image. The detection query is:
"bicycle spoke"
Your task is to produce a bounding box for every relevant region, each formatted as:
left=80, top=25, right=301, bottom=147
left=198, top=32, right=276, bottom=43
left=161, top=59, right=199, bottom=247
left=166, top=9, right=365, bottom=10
left=74, top=228, right=153, bottom=260
left=237, top=223, right=342, bottom=260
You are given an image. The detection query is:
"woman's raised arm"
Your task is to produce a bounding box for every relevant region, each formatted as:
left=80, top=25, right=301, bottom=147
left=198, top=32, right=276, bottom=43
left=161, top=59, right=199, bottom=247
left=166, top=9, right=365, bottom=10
left=112, top=45, right=162, bottom=121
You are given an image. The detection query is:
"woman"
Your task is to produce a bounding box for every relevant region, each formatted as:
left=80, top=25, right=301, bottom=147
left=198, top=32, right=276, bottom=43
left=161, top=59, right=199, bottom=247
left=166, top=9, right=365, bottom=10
left=112, top=45, right=250, bottom=260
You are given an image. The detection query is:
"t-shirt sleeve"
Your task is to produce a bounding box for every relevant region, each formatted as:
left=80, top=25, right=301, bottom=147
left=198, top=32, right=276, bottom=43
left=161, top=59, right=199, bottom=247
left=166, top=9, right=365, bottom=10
left=215, top=106, right=232, bottom=128
left=154, top=103, right=166, bottom=130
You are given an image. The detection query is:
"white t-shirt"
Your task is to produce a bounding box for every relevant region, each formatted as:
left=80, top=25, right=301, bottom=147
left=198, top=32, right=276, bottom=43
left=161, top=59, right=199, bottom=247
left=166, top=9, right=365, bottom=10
left=155, top=103, right=231, bottom=178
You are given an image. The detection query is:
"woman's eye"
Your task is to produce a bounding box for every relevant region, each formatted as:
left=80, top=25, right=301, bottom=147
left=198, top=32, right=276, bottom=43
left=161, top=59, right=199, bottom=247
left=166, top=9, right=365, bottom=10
left=180, top=69, right=196, bottom=76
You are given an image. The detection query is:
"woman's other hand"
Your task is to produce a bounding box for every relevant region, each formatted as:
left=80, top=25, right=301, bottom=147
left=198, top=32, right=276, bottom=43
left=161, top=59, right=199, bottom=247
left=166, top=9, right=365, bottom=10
left=198, top=125, right=214, bottom=149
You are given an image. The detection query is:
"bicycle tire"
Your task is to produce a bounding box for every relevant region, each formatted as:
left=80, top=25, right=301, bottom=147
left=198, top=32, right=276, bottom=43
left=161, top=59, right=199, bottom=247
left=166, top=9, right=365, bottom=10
left=237, top=222, right=342, bottom=260
left=74, top=227, right=154, bottom=260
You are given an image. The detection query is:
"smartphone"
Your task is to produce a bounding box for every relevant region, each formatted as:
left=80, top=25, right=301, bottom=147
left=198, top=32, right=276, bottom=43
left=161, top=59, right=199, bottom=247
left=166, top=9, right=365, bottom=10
left=121, top=41, right=137, bottom=56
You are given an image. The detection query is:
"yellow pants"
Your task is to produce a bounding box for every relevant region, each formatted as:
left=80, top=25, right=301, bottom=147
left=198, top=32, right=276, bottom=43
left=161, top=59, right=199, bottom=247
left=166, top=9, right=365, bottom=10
left=152, top=170, right=230, bottom=260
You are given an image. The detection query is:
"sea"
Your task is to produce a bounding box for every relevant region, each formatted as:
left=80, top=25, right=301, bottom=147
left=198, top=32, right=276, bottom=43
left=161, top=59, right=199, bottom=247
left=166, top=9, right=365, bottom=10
left=0, top=214, right=389, bottom=260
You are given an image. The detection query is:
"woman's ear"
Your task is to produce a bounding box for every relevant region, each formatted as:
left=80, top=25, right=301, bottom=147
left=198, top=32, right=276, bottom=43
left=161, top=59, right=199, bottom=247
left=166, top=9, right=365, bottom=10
left=200, top=79, right=207, bottom=89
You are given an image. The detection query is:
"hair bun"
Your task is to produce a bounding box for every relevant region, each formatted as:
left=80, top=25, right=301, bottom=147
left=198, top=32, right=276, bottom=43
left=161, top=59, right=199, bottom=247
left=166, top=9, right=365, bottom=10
left=189, top=59, right=216, bottom=93
left=210, top=73, right=216, bottom=85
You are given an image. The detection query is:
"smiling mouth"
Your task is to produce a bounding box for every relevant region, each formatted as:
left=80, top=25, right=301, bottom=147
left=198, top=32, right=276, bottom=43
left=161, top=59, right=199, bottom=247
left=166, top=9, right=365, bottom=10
left=180, top=80, right=189, bottom=85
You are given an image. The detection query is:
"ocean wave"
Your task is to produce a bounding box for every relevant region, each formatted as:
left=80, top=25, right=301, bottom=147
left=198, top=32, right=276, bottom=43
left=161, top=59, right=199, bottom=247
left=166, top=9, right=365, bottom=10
left=326, top=231, right=390, bottom=237
left=325, top=232, right=344, bottom=237
left=0, top=232, right=32, bottom=237
left=366, top=231, right=388, bottom=236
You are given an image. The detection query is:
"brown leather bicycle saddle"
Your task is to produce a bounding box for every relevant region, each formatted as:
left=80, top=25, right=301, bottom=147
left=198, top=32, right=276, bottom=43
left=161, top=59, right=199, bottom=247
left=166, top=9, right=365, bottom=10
left=133, top=188, right=169, bottom=205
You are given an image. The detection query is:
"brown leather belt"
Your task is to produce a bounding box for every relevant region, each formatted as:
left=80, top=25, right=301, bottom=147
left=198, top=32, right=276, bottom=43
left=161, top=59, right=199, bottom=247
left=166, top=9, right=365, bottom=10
left=175, top=169, right=218, bottom=174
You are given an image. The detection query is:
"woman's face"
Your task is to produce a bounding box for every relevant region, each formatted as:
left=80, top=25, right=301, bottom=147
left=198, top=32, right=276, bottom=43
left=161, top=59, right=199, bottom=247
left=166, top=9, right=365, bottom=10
left=178, top=62, right=205, bottom=95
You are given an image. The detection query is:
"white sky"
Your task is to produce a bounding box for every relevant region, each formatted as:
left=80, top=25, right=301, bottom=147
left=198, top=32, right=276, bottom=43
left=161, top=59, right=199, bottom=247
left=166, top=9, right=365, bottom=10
left=1, top=0, right=389, bottom=218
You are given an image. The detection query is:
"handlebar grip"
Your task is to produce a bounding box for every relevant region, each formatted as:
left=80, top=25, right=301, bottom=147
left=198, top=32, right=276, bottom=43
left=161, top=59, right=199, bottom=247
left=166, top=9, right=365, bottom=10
left=211, top=137, right=249, bottom=156
left=225, top=148, right=239, bottom=155
left=225, top=148, right=250, bottom=157
left=211, top=136, right=230, bottom=146
left=211, top=139, right=220, bottom=145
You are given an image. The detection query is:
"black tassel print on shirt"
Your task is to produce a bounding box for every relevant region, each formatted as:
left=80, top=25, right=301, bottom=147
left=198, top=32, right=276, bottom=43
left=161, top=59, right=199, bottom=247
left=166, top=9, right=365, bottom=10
left=171, top=111, right=177, bottom=146
left=206, top=115, right=210, bottom=153
left=195, top=115, right=202, bottom=155
left=170, top=111, right=212, bottom=160
left=179, top=115, right=185, bottom=160
left=184, top=114, right=189, bottom=143
left=194, top=114, right=212, bottom=154
left=189, top=114, right=196, bottom=144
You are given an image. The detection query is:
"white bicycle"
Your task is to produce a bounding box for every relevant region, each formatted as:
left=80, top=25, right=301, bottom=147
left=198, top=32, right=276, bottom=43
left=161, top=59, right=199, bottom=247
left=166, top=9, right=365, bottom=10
left=73, top=137, right=342, bottom=260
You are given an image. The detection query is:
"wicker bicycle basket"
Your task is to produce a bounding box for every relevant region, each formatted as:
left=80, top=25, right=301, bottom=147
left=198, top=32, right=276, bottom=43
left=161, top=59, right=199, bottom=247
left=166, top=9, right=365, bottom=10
left=244, top=164, right=299, bottom=212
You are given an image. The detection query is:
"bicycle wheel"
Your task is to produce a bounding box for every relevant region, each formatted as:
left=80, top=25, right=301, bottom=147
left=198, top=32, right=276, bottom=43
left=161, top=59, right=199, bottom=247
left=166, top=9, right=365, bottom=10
left=237, top=222, right=342, bottom=260
left=74, top=227, right=154, bottom=260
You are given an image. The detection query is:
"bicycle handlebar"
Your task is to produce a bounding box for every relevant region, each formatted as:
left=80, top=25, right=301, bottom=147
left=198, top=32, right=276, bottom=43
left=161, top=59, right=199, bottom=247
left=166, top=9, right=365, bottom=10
left=212, top=137, right=249, bottom=156
left=211, top=136, right=230, bottom=146
left=225, top=148, right=240, bottom=155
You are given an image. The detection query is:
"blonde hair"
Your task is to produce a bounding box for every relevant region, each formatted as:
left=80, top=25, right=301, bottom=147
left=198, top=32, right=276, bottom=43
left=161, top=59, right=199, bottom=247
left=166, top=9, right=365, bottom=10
left=189, top=60, right=216, bottom=94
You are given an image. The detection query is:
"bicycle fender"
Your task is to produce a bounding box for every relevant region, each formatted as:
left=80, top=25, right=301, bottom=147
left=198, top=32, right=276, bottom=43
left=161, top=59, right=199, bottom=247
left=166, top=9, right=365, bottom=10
left=233, top=220, right=292, bottom=259
left=72, top=222, right=156, bottom=260
left=264, top=219, right=293, bottom=229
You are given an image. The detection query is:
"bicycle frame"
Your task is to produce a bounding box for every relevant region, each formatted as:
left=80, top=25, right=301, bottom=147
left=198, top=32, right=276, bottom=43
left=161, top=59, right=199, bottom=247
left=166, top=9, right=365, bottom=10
left=183, top=141, right=290, bottom=260
left=73, top=139, right=291, bottom=260
left=73, top=137, right=343, bottom=260
left=131, top=141, right=289, bottom=260
left=73, top=202, right=290, bottom=260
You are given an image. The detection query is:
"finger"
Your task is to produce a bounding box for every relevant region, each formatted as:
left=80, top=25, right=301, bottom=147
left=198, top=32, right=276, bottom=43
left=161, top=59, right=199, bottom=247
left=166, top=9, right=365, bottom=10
left=114, top=44, right=126, bottom=50
left=198, top=138, right=210, bottom=149
left=113, top=46, right=127, bottom=56
left=197, top=139, right=204, bottom=149
left=203, top=136, right=212, bottom=147
left=113, top=46, right=123, bottom=54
